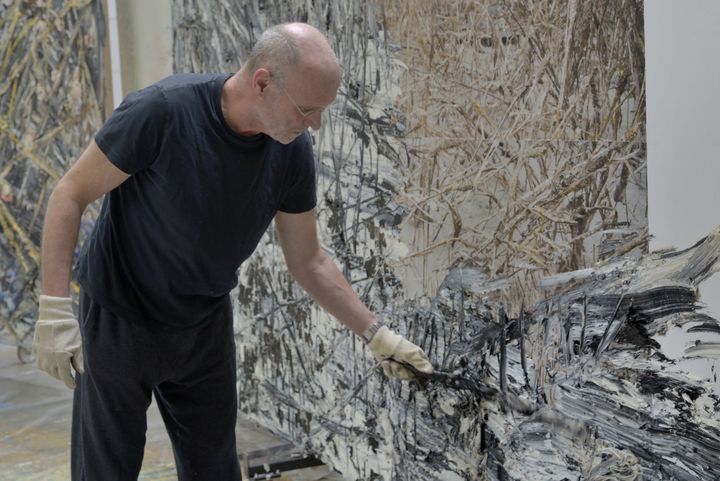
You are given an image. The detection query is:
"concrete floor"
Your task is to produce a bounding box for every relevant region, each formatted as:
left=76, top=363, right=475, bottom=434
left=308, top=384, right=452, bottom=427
left=0, top=339, right=344, bottom=481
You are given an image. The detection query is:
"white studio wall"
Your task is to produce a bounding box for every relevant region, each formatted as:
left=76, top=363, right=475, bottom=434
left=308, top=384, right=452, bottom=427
left=645, top=0, right=720, bottom=316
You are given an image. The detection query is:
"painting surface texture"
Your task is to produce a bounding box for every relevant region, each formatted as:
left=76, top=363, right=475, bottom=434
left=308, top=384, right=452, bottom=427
left=5, top=0, right=717, bottom=480
left=0, top=0, right=105, bottom=359
left=171, top=1, right=720, bottom=480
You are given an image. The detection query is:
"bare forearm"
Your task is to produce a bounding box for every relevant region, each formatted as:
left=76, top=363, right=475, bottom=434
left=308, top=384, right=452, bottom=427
left=289, top=251, right=376, bottom=336
left=38, top=141, right=130, bottom=296
left=41, top=185, right=85, bottom=297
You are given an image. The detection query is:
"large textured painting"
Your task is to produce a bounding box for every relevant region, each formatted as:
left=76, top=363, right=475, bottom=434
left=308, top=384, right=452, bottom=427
left=8, top=0, right=716, bottom=479
left=167, top=2, right=719, bottom=481
left=0, top=0, right=105, bottom=360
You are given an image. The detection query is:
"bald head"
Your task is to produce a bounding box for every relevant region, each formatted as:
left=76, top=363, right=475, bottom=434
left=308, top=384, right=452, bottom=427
left=245, top=23, right=340, bottom=87
left=224, top=23, right=340, bottom=141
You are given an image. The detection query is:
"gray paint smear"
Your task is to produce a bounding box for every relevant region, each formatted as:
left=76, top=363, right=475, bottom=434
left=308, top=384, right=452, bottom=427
left=237, top=228, right=720, bottom=481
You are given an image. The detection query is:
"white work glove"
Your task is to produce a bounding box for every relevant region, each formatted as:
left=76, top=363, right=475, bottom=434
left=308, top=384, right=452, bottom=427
left=366, top=325, right=434, bottom=380
left=32, top=295, right=84, bottom=389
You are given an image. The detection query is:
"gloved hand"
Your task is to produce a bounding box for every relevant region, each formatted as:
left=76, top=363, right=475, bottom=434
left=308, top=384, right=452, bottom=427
left=33, top=295, right=84, bottom=389
left=367, top=325, right=434, bottom=380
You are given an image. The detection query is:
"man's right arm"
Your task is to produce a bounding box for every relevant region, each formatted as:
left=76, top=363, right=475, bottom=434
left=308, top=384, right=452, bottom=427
left=35, top=140, right=129, bottom=388
left=41, top=140, right=130, bottom=296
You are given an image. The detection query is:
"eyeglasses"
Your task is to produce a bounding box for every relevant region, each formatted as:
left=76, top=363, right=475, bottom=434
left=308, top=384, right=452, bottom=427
left=280, top=84, right=321, bottom=118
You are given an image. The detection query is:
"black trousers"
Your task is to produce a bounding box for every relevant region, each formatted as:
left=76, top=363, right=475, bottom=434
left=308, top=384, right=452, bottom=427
left=71, top=291, right=240, bottom=481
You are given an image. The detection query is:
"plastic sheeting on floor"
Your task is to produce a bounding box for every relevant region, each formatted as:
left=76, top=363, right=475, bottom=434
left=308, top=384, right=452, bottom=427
left=0, top=340, right=343, bottom=481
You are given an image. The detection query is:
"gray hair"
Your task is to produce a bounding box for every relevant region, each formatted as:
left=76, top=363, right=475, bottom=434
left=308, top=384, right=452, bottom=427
left=245, top=24, right=300, bottom=86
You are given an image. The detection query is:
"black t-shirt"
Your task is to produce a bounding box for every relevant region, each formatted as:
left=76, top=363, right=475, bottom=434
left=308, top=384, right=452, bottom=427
left=75, top=73, right=316, bottom=327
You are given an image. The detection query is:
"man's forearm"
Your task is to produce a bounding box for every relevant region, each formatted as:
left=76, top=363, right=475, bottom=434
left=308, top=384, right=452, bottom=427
left=288, top=250, right=376, bottom=336
left=41, top=185, right=85, bottom=297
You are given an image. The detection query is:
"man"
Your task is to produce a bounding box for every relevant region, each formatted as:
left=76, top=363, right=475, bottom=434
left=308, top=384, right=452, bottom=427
left=32, top=22, right=433, bottom=481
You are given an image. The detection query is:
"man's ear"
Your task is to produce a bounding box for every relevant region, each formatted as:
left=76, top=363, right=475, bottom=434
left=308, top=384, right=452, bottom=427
left=253, top=68, right=271, bottom=93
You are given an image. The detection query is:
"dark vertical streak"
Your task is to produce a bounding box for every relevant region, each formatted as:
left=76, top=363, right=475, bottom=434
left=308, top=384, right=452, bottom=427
left=563, top=305, right=573, bottom=366
left=594, top=293, right=628, bottom=359
left=579, top=295, right=588, bottom=354
left=519, top=305, right=530, bottom=388
left=499, top=306, right=507, bottom=394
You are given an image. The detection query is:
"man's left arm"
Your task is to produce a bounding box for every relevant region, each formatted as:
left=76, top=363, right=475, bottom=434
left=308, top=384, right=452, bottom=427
left=274, top=209, right=433, bottom=379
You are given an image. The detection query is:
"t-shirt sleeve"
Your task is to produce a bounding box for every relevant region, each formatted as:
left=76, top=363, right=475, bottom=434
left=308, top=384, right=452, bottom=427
left=278, top=132, right=317, bottom=213
left=94, top=85, right=168, bottom=175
